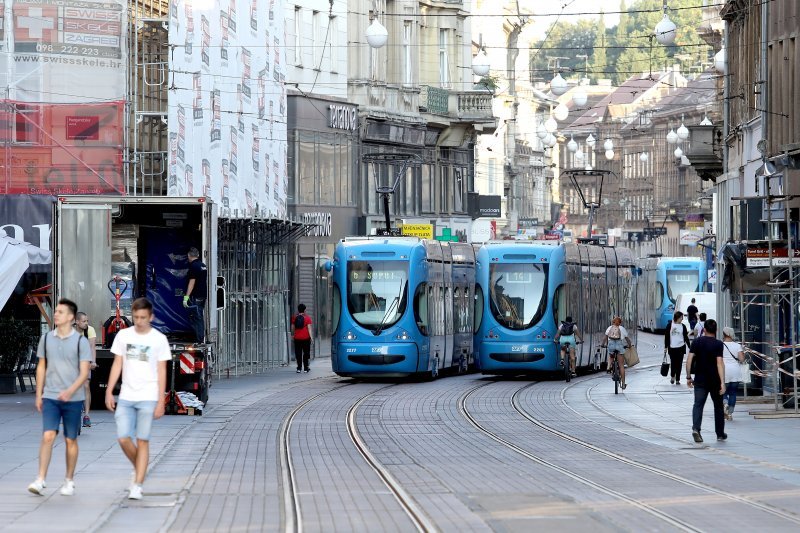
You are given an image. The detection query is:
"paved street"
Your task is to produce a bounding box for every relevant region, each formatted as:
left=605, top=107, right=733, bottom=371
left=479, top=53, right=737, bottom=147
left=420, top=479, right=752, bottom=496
left=2, top=332, right=799, bottom=532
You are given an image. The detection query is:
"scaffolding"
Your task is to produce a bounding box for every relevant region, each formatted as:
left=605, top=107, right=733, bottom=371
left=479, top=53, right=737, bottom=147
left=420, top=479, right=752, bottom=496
left=127, top=0, right=170, bottom=196
left=730, top=180, right=799, bottom=413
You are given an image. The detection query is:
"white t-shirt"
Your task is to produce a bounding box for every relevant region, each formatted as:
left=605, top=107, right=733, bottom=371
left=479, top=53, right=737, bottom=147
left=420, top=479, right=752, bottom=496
left=692, top=321, right=705, bottom=338
left=722, top=341, right=743, bottom=383
left=110, top=327, right=172, bottom=402
left=605, top=325, right=629, bottom=340
left=668, top=322, right=688, bottom=348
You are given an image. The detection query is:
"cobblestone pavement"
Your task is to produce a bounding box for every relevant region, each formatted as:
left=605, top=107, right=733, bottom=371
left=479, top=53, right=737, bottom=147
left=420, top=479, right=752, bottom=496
left=1, top=333, right=799, bottom=532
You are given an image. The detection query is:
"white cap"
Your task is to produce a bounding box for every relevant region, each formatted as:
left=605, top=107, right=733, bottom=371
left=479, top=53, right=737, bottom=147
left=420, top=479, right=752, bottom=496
left=722, top=327, right=735, bottom=339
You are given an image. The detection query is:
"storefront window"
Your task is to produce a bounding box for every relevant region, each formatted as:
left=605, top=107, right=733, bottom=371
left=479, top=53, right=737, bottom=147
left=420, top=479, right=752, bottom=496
left=422, top=165, right=433, bottom=213
left=318, top=136, right=335, bottom=205
left=298, top=140, right=315, bottom=204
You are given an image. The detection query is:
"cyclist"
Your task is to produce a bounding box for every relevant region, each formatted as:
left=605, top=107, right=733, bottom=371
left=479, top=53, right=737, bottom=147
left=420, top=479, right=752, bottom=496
left=554, top=316, right=583, bottom=376
left=603, top=316, right=633, bottom=389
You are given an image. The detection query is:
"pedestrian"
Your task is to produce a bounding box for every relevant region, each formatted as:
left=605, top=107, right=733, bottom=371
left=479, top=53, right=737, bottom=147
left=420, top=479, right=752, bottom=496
left=721, top=326, right=745, bottom=421
left=687, top=297, right=699, bottom=331
left=74, top=311, right=97, bottom=428
left=685, top=318, right=726, bottom=443
left=291, top=303, right=313, bottom=373
left=182, top=247, right=208, bottom=343
left=105, top=297, right=171, bottom=500
left=28, top=298, right=91, bottom=496
left=664, top=311, right=691, bottom=385
left=691, top=312, right=707, bottom=341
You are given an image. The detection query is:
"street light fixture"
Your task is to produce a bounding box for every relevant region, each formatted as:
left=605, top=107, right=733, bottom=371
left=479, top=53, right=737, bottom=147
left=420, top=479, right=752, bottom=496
left=605, top=149, right=615, bottom=160
left=639, top=152, right=649, bottom=163
left=365, top=18, right=388, bottom=49
left=666, top=128, right=679, bottom=144
left=472, top=48, right=490, bottom=76
left=654, top=1, right=677, bottom=46
left=677, top=115, right=689, bottom=140
left=586, top=134, right=596, bottom=148
left=554, top=103, right=570, bottom=121
left=544, top=116, right=558, bottom=133
left=550, top=73, right=568, bottom=95
left=603, top=138, right=613, bottom=151
left=563, top=169, right=613, bottom=237
left=567, top=136, right=578, bottom=152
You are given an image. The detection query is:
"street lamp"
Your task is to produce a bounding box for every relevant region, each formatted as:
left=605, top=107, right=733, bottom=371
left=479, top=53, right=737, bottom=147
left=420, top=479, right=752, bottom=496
left=639, top=152, right=649, bottom=163
left=563, top=169, right=613, bottom=237
left=677, top=115, right=689, bottom=141
left=654, top=1, right=677, bottom=46
left=472, top=48, right=490, bottom=77
left=550, top=73, right=568, bottom=96
left=666, top=128, right=679, bottom=144
left=586, top=134, right=596, bottom=148
left=554, top=103, right=570, bottom=121
left=365, top=18, right=388, bottom=49
left=567, top=136, right=578, bottom=153
left=544, top=116, right=558, bottom=133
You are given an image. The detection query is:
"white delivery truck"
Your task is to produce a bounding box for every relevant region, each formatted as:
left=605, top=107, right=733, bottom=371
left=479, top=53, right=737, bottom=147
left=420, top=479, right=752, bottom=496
left=54, top=196, right=218, bottom=411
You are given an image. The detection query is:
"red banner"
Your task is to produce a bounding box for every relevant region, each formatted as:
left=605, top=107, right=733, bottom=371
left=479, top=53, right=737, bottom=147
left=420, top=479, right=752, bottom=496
left=0, top=100, right=124, bottom=194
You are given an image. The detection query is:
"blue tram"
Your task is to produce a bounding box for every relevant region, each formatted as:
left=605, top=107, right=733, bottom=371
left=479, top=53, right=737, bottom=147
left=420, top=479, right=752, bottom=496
left=635, top=256, right=706, bottom=332
left=474, top=242, right=637, bottom=375
left=329, top=236, right=476, bottom=378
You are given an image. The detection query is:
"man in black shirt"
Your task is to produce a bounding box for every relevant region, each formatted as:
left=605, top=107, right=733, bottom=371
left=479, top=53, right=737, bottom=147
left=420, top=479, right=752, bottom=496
left=685, top=319, right=726, bottom=443
left=183, top=247, right=208, bottom=343
left=687, top=298, right=699, bottom=331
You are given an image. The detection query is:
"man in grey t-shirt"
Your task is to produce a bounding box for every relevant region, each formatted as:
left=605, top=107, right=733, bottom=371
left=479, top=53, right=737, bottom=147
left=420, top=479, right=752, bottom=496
left=27, top=298, right=91, bottom=497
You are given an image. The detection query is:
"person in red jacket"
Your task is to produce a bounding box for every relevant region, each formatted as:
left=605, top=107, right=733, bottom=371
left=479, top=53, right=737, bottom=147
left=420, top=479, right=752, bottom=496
left=291, top=304, right=313, bottom=373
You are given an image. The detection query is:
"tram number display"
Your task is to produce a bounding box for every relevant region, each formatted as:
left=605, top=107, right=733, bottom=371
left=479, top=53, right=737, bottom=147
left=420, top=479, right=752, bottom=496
left=350, top=270, right=405, bottom=282
left=506, top=271, right=532, bottom=283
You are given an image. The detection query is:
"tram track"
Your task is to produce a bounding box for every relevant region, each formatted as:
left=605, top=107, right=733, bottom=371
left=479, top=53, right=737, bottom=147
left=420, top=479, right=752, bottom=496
left=510, top=380, right=800, bottom=528
left=458, top=381, right=701, bottom=532
left=279, top=382, right=437, bottom=533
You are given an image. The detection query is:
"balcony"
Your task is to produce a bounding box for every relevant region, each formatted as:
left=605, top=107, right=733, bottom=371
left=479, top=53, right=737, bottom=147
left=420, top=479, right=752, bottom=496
left=685, top=124, right=723, bottom=182
left=419, top=85, right=450, bottom=115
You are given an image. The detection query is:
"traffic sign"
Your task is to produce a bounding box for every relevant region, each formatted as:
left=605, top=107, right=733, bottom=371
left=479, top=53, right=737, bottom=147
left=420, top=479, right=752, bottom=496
left=643, top=226, right=667, bottom=237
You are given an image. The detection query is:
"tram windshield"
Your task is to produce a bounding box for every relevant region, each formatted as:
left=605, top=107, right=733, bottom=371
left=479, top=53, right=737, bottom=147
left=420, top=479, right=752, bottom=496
left=347, top=260, right=409, bottom=329
left=666, top=270, right=700, bottom=302
left=489, top=263, right=548, bottom=330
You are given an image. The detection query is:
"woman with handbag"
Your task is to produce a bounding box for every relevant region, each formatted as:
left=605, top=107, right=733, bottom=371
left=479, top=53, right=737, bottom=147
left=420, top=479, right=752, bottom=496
left=664, top=311, right=691, bottom=385
left=721, top=327, right=745, bottom=420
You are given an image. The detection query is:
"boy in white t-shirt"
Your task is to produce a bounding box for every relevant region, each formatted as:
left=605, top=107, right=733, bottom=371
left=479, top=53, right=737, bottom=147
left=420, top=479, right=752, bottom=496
left=105, top=297, right=171, bottom=500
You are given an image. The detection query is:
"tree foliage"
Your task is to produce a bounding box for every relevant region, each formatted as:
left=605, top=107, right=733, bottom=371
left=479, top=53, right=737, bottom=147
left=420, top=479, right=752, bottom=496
left=529, top=0, right=709, bottom=86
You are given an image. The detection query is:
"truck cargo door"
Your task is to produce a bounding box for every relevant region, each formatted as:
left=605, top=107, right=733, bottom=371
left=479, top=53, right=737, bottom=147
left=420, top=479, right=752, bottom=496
left=56, top=203, right=112, bottom=329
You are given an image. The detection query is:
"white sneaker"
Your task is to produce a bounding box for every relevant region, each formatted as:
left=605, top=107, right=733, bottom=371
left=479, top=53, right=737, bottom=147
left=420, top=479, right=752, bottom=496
left=60, top=479, right=75, bottom=496
left=128, top=484, right=143, bottom=500
left=27, top=478, right=45, bottom=495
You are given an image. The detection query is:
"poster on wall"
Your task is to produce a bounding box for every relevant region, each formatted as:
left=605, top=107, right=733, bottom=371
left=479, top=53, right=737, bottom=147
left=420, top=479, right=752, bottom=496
left=169, top=0, right=287, bottom=218
left=0, top=0, right=126, bottom=194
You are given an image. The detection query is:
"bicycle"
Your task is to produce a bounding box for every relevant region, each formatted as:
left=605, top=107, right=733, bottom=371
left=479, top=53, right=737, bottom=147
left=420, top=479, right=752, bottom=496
left=604, top=346, right=624, bottom=394
left=556, top=340, right=582, bottom=382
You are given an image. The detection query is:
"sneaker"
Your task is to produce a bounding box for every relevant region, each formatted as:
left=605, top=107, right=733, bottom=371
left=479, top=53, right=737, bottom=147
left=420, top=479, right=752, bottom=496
left=304, top=369, right=310, bottom=373
left=670, top=378, right=675, bottom=384
left=692, top=430, right=703, bottom=443
left=296, top=369, right=302, bottom=373
left=82, top=415, right=91, bottom=428
left=60, top=479, right=75, bottom=496
left=676, top=381, right=681, bottom=385
left=27, top=479, right=45, bottom=495
left=128, top=484, right=143, bottom=500
left=717, top=433, right=728, bottom=441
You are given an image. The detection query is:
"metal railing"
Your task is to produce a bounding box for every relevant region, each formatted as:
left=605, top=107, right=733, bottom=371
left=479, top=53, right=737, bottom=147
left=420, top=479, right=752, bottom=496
left=420, top=85, right=450, bottom=115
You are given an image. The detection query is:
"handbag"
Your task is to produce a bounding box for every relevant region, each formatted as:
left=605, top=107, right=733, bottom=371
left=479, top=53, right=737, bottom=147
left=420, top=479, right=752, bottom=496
left=624, top=345, right=640, bottom=367
left=660, top=352, right=670, bottom=377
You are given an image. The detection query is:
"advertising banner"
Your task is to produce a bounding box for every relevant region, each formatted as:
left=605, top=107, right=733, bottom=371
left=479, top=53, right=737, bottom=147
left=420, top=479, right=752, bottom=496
left=746, top=246, right=800, bottom=267
left=169, top=0, right=287, bottom=217
left=7, top=0, right=127, bottom=102
left=401, top=223, right=433, bottom=239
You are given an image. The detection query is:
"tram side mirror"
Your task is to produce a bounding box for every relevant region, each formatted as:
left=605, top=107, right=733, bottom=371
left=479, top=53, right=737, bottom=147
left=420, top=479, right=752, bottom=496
left=216, top=276, right=226, bottom=311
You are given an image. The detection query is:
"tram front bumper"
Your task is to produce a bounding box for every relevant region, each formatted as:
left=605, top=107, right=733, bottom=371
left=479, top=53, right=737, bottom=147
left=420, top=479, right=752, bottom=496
left=478, top=341, right=554, bottom=372
left=334, top=342, right=420, bottom=376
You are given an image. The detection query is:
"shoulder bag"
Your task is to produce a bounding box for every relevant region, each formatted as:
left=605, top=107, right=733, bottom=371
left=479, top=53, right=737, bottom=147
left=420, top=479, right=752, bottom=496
left=624, top=345, right=639, bottom=367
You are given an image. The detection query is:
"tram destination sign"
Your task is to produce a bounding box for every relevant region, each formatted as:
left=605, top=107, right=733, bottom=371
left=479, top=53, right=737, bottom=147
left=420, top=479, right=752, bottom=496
left=643, top=226, right=667, bottom=237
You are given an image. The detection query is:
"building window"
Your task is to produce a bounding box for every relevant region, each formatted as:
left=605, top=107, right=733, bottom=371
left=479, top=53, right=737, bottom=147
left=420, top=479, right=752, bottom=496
left=294, top=7, right=302, bottom=65
left=438, top=29, right=450, bottom=88
left=329, top=16, right=338, bottom=72
left=312, top=11, right=321, bottom=67
left=403, top=22, right=412, bottom=86
left=422, top=164, right=434, bottom=213
left=14, top=104, right=41, bottom=144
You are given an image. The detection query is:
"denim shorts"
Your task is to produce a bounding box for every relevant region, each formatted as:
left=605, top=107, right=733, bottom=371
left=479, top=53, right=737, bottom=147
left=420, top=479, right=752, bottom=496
left=42, top=398, right=83, bottom=440
left=607, top=339, right=627, bottom=355
left=114, top=399, right=157, bottom=441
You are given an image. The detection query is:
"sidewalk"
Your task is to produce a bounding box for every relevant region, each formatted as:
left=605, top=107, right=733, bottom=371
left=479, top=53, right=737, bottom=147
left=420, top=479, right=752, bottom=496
left=0, top=362, right=336, bottom=533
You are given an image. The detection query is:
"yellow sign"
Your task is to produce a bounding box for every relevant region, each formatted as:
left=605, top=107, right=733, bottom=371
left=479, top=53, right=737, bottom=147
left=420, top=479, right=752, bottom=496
left=401, top=224, right=434, bottom=239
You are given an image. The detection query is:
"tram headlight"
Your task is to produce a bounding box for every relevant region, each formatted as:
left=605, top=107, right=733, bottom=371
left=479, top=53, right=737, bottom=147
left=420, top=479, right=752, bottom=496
left=344, top=331, right=357, bottom=341
left=395, top=330, right=410, bottom=341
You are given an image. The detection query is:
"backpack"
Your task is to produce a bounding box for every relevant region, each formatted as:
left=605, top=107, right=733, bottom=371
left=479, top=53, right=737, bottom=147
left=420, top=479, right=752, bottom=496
left=294, top=314, right=305, bottom=330
left=607, top=325, right=621, bottom=340
left=559, top=321, right=575, bottom=336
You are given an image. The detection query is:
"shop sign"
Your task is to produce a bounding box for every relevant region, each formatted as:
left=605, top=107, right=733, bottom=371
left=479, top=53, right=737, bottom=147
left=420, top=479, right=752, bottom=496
left=478, top=195, right=501, bottom=218
left=679, top=229, right=703, bottom=246
left=401, top=223, right=433, bottom=239
left=328, top=104, right=358, bottom=131
left=302, top=212, right=332, bottom=237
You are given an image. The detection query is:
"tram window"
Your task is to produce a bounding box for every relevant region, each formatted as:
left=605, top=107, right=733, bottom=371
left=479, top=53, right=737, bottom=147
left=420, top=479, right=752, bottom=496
left=474, top=285, right=484, bottom=332
left=666, top=270, right=699, bottom=302
left=346, top=260, right=409, bottom=329
left=331, top=284, right=341, bottom=333
left=553, top=284, right=564, bottom=323
left=453, top=287, right=461, bottom=332
left=489, top=263, right=548, bottom=330
left=650, top=281, right=663, bottom=310
left=414, top=283, right=429, bottom=336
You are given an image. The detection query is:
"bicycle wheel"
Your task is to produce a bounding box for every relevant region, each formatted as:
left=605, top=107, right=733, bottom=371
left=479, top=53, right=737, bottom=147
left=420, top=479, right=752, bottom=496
left=565, top=355, right=571, bottom=382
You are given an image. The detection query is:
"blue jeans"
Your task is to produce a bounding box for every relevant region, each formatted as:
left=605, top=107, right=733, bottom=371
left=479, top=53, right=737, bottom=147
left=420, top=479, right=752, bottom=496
left=188, top=297, right=206, bottom=342
left=723, top=382, right=739, bottom=413
left=692, top=384, right=726, bottom=437
left=115, top=399, right=157, bottom=441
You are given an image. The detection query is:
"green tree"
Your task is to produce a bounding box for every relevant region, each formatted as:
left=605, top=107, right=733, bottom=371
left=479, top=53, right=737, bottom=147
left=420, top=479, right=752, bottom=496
left=529, top=19, right=597, bottom=84
left=589, top=13, right=608, bottom=83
